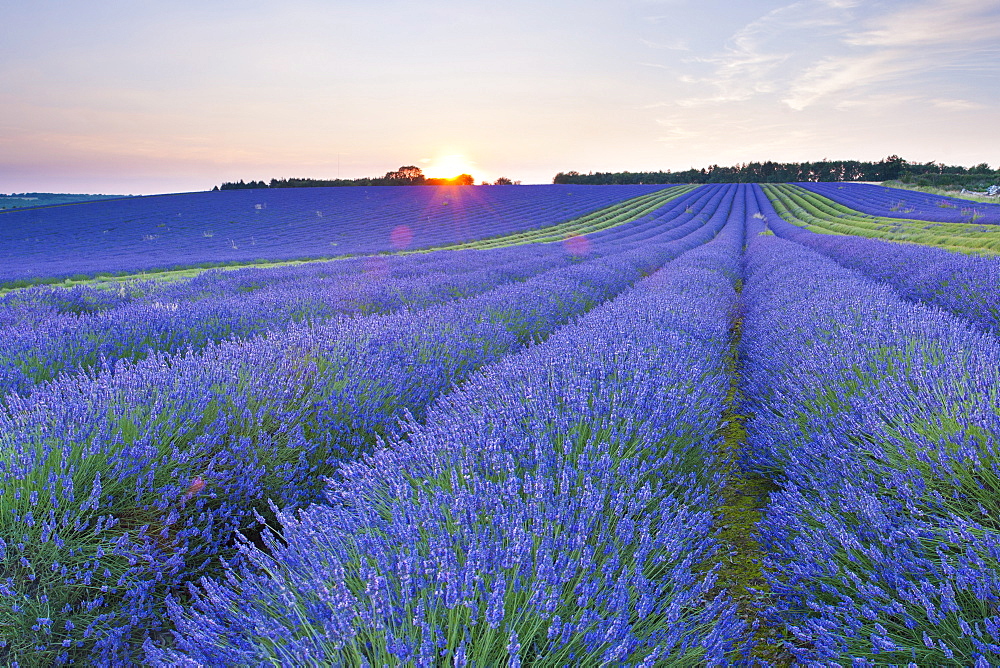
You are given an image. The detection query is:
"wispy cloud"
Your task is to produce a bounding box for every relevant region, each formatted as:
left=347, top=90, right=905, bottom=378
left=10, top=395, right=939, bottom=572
left=640, top=0, right=999, bottom=168
left=833, top=92, right=919, bottom=111
left=638, top=62, right=681, bottom=72
left=784, top=0, right=1000, bottom=109
left=652, top=104, right=837, bottom=163
left=846, top=0, right=1000, bottom=47
left=834, top=93, right=920, bottom=113
left=653, top=0, right=1000, bottom=115
left=929, top=97, right=986, bottom=111
left=654, top=117, right=701, bottom=141
left=668, top=1, right=858, bottom=107
left=782, top=51, right=904, bottom=110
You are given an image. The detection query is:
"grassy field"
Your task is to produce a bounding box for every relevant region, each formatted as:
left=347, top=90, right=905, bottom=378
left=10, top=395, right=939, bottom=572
left=882, top=180, right=1000, bottom=204
left=763, top=183, right=1000, bottom=253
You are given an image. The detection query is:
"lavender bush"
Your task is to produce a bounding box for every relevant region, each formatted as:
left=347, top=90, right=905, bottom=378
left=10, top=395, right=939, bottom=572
left=740, top=235, right=1000, bottom=665
left=0, top=245, right=579, bottom=399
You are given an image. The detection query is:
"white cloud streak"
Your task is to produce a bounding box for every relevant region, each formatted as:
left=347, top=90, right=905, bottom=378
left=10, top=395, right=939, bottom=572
left=657, top=0, right=1000, bottom=112
left=847, top=0, right=1000, bottom=47
left=641, top=0, right=999, bottom=169
left=670, top=1, right=858, bottom=107
left=784, top=0, right=1000, bottom=109
left=929, top=97, right=986, bottom=111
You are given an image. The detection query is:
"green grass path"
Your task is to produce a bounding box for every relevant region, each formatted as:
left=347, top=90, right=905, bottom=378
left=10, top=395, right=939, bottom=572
left=763, top=184, right=1000, bottom=254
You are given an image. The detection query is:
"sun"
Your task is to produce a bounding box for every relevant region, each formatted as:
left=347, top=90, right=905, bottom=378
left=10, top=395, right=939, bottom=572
left=424, top=154, right=476, bottom=180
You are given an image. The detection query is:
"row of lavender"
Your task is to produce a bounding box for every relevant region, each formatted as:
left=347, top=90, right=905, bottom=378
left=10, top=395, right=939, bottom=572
left=740, top=234, right=1000, bottom=665
left=147, top=187, right=753, bottom=666
left=753, top=186, right=1000, bottom=335
left=0, top=186, right=739, bottom=663
left=0, top=185, right=721, bottom=400
left=0, top=184, right=668, bottom=286
left=798, top=182, right=1000, bottom=225
left=0, top=246, right=587, bottom=398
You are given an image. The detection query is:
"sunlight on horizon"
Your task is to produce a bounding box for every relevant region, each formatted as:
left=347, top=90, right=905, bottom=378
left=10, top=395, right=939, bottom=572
left=422, top=154, right=477, bottom=181
left=1, top=1, right=997, bottom=194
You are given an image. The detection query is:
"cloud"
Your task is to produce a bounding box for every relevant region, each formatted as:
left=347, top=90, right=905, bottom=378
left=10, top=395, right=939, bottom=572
left=929, top=98, right=986, bottom=111
left=645, top=1, right=998, bottom=167
left=670, top=1, right=858, bottom=107
left=833, top=92, right=919, bottom=111
left=821, top=0, right=862, bottom=7
left=656, top=0, right=999, bottom=115
left=654, top=117, right=701, bottom=141
left=782, top=51, right=903, bottom=110
left=846, top=0, right=1000, bottom=48
left=784, top=0, right=1000, bottom=109
left=650, top=104, right=846, bottom=167
left=638, top=62, right=681, bottom=73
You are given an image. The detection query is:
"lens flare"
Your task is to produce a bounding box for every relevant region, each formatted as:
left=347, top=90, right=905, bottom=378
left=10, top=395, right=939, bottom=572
left=563, top=234, right=590, bottom=256
left=390, top=224, right=413, bottom=250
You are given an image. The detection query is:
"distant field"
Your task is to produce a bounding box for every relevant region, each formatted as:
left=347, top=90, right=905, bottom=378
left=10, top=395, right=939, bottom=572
left=883, top=180, right=1000, bottom=204
left=4, top=183, right=1000, bottom=666
left=0, top=184, right=669, bottom=288
left=797, top=180, right=1000, bottom=224
left=763, top=183, right=1000, bottom=253
left=0, top=192, right=130, bottom=209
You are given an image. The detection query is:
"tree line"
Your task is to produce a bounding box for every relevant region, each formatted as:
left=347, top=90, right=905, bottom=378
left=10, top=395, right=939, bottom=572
left=552, top=156, right=998, bottom=186
left=216, top=166, right=519, bottom=191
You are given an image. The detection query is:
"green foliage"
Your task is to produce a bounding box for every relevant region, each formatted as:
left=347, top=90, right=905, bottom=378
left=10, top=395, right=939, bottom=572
left=763, top=184, right=1000, bottom=254
left=553, top=156, right=999, bottom=185
left=0, top=193, right=129, bottom=209
left=710, top=291, right=792, bottom=664
left=221, top=166, right=484, bottom=190
left=883, top=180, right=1000, bottom=204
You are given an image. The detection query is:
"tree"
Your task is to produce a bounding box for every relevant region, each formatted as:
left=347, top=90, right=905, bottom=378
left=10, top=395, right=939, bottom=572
left=384, top=165, right=425, bottom=185
left=493, top=176, right=514, bottom=185
left=878, top=155, right=907, bottom=181
left=453, top=174, right=474, bottom=186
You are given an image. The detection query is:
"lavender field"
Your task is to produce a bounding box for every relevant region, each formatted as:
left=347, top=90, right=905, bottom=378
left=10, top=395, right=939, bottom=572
left=3, top=183, right=1000, bottom=666
left=0, top=185, right=667, bottom=288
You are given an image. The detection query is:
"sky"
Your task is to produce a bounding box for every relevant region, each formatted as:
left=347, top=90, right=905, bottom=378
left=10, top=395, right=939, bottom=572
left=2, top=0, right=998, bottom=194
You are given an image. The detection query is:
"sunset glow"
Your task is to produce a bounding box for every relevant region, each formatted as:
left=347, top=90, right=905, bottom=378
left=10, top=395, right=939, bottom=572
left=423, top=154, right=477, bottom=181
left=0, top=1, right=997, bottom=194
